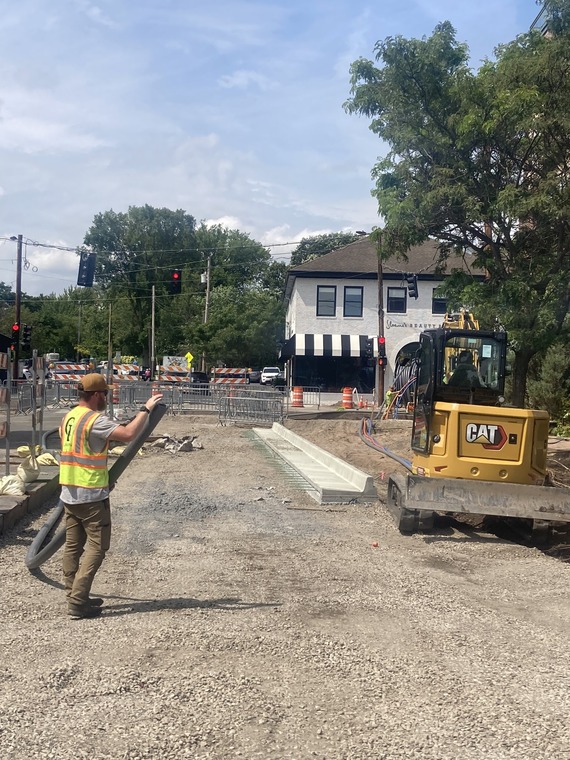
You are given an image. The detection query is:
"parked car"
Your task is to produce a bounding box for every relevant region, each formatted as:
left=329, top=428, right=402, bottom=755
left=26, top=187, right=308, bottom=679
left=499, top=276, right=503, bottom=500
left=247, top=368, right=261, bottom=383
left=187, top=371, right=210, bottom=395
left=260, top=366, right=282, bottom=385
left=188, top=371, right=209, bottom=384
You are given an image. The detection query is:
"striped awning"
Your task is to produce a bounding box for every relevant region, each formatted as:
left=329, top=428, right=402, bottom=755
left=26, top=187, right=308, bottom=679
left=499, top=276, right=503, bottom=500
left=280, top=334, right=376, bottom=359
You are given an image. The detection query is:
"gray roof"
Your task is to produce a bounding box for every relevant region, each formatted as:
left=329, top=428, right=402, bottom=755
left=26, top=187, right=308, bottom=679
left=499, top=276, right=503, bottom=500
left=284, top=237, right=483, bottom=301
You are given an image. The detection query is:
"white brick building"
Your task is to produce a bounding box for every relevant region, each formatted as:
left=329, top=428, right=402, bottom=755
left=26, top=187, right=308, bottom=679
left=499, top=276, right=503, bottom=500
left=280, top=237, right=482, bottom=392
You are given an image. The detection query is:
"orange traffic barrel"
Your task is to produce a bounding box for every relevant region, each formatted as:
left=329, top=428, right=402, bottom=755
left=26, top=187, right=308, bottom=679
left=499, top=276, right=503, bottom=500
left=151, top=382, right=160, bottom=396
left=342, top=387, right=353, bottom=409
left=291, top=386, right=304, bottom=408
left=112, top=383, right=120, bottom=406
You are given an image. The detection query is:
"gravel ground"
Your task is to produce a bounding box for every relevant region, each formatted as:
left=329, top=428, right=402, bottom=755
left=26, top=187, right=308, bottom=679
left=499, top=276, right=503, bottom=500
left=1, top=414, right=569, bottom=760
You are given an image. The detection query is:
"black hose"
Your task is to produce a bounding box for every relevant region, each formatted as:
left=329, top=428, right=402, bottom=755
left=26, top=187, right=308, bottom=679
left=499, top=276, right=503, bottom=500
left=25, top=403, right=167, bottom=570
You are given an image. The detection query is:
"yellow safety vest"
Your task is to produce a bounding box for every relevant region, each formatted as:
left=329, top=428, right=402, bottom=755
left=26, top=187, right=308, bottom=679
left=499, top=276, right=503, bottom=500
left=59, top=406, right=109, bottom=489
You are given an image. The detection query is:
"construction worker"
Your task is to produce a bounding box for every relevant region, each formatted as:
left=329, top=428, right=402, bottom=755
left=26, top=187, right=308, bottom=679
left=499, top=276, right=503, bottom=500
left=447, top=350, right=485, bottom=389
left=59, top=373, right=163, bottom=619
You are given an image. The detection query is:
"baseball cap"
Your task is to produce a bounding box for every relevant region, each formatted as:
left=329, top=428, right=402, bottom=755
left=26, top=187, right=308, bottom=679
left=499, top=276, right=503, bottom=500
left=79, top=373, right=109, bottom=392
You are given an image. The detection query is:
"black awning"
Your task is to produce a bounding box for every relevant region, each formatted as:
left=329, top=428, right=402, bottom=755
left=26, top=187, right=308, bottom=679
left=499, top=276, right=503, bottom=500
left=279, top=334, right=375, bottom=359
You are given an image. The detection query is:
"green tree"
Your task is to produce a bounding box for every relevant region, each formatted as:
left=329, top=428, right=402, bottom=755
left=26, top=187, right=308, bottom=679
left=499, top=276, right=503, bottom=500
left=290, top=232, right=362, bottom=267
left=527, top=336, right=570, bottom=421
left=345, top=2, right=570, bottom=406
left=195, top=224, right=272, bottom=291
left=83, top=205, right=198, bottom=362
left=188, top=285, right=285, bottom=368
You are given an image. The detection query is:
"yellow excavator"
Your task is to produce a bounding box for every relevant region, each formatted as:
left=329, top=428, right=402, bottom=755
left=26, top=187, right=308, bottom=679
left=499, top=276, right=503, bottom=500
left=386, top=323, right=570, bottom=537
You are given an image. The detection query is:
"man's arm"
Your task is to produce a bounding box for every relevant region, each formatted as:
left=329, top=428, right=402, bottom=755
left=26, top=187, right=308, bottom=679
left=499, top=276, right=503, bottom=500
left=110, top=394, right=164, bottom=443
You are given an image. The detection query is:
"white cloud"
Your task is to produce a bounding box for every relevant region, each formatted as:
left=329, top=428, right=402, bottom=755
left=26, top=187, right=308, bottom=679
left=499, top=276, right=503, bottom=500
left=203, top=216, right=244, bottom=230
left=0, top=0, right=536, bottom=297
left=218, top=70, right=277, bottom=91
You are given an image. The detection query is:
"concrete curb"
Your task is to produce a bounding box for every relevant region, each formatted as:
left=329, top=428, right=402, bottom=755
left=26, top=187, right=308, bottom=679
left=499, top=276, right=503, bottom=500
left=253, top=422, right=377, bottom=503
left=0, top=471, right=60, bottom=534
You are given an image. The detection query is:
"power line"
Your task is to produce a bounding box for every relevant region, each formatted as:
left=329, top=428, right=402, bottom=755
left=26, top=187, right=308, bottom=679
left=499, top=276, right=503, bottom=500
left=0, top=235, right=305, bottom=257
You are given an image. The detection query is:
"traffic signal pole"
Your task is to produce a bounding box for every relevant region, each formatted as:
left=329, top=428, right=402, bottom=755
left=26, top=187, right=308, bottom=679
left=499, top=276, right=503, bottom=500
left=14, top=234, right=23, bottom=380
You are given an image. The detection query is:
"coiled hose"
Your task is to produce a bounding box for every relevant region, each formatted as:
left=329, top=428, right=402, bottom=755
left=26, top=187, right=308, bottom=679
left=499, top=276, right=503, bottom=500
left=25, top=403, right=167, bottom=570
left=358, top=416, right=413, bottom=472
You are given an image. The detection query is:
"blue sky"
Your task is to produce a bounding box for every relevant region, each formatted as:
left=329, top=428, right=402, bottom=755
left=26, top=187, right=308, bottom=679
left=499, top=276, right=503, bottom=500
left=0, top=0, right=543, bottom=296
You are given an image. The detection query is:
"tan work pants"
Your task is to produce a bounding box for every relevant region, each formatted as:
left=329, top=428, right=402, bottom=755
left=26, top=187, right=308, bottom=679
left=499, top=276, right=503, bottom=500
left=62, top=499, right=111, bottom=606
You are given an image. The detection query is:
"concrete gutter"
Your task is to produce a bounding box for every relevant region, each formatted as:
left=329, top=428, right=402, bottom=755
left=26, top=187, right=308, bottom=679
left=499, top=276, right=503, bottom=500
left=253, top=422, right=376, bottom=504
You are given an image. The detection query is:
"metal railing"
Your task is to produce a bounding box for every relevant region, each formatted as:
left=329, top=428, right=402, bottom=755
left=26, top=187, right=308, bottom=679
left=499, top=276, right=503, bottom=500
left=218, top=389, right=286, bottom=426
left=295, top=386, right=321, bottom=408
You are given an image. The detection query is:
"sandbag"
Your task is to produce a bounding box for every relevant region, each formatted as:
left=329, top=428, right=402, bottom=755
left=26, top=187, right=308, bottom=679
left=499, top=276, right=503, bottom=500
left=36, top=452, right=59, bottom=466
left=16, top=444, right=41, bottom=459
left=17, top=456, right=41, bottom=484
left=0, top=475, right=26, bottom=495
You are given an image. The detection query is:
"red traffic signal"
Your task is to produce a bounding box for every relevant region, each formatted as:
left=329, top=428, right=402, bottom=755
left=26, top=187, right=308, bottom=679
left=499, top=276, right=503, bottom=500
left=170, top=269, right=182, bottom=294
left=11, top=322, right=20, bottom=341
left=378, top=336, right=386, bottom=356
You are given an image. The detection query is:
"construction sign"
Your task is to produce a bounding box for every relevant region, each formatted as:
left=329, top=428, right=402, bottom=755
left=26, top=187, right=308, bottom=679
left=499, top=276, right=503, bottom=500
left=159, top=356, right=190, bottom=382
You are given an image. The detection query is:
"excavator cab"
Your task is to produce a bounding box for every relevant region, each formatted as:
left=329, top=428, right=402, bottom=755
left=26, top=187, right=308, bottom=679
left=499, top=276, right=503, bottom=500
left=412, top=328, right=507, bottom=454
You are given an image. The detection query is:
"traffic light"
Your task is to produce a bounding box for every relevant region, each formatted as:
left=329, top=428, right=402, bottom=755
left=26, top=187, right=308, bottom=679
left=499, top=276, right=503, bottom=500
left=22, top=324, right=32, bottom=350
left=169, top=269, right=182, bottom=294
left=364, top=337, right=374, bottom=358
left=378, top=356, right=388, bottom=368
left=378, top=336, right=386, bottom=357
left=406, top=274, right=418, bottom=299
left=11, top=322, right=20, bottom=343
left=77, top=251, right=96, bottom=287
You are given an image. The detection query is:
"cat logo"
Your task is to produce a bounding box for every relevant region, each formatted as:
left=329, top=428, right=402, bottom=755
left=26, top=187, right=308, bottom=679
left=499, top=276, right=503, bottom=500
left=465, top=423, right=507, bottom=450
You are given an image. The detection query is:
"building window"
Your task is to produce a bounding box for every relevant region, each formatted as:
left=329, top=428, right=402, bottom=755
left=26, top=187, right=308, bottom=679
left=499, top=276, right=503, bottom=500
left=317, top=285, right=336, bottom=316
left=432, top=289, right=448, bottom=315
left=387, top=287, right=407, bottom=313
left=343, top=286, right=363, bottom=317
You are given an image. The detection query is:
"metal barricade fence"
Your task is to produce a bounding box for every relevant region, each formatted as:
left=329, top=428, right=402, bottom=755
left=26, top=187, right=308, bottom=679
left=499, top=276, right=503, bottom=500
left=49, top=381, right=80, bottom=408
left=17, top=382, right=33, bottom=414
left=287, top=386, right=321, bottom=408
left=174, top=384, right=217, bottom=414
left=218, top=389, right=286, bottom=426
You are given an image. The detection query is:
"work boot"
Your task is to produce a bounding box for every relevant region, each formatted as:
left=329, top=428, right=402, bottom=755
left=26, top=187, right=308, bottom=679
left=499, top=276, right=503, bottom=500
left=68, top=604, right=103, bottom=620
left=66, top=594, right=104, bottom=606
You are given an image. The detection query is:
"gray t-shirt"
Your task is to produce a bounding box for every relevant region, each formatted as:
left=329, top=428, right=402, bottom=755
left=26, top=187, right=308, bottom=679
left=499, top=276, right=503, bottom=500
left=60, top=414, right=121, bottom=505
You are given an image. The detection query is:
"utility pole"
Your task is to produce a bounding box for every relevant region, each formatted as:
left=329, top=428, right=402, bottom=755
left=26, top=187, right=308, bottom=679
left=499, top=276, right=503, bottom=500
left=13, top=234, right=23, bottom=380
left=376, top=232, right=385, bottom=405
left=201, top=254, right=211, bottom=372
left=151, top=285, right=156, bottom=379
left=77, top=302, right=82, bottom=362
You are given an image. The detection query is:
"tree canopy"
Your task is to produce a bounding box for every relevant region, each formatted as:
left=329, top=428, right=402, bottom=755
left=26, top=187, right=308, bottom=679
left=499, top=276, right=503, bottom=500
left=4, top=207, right=286, bottom=370
left=290, top=232, right=363, bottom=266
left=345, top=0, right=570, bottom=405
